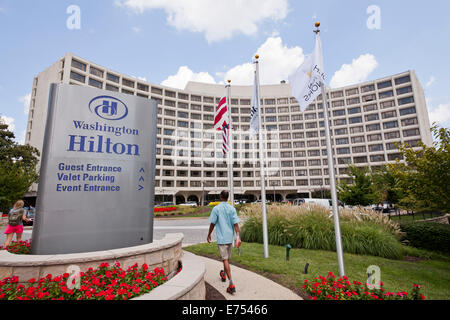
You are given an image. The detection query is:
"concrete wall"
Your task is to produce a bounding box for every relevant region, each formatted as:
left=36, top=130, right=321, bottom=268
left=133, top=251, right=206, bottom=300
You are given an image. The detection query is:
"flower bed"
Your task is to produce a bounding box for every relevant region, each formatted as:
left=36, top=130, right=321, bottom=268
left=302, top=272, right=426, bottom=300
left=3, top=240, right=31, bottom=255
left=0, top=262, right=167, bottom=300
left=154, top=207, right=177, bottom=213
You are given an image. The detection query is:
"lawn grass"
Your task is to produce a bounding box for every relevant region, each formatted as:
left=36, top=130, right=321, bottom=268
left=184, top=242, right=450, bottom=300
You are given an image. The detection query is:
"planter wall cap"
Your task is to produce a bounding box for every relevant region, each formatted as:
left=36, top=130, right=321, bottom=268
left=0, top=234, right=184, bottom=267
left=0, top=251, right=53, bottom=266
left=133, top=251, right=205, bottom=300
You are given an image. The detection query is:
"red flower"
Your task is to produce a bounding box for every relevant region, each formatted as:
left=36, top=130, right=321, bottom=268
left=0, top=262, right=168, bottom=300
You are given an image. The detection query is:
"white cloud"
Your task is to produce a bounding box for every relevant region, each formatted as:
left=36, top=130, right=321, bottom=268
left=426, top=76, right=435, bottom=88
left=330, top=54, right=378, bottom=88
left=222, top=36, right=304, bottom=85
left=19, top=93, right=31, bottom=115
left=428, top=103, right=450, bottom=126
left=117, top=0, right=289, bottom=42
left=132, top=26, right=142, bottom=33
left=162, top=36, right=304, bottom=88
left=131, top=75, right=147, bottom=81
left=161, top=66, right=216, bottom=89
left=0, top=116, right=16, bottom=132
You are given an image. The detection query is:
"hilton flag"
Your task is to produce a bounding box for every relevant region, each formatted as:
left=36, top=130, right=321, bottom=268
left=251, top=56, right=269, bottom=258
left=288, top=24, right=346, bottom=277
left=288, top=32, right=325, bottom=111
left=249, top=70, right=260, bottom=136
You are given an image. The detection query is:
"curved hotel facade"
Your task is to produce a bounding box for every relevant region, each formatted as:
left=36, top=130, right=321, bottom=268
left=25, top=53, right=432, bottom=203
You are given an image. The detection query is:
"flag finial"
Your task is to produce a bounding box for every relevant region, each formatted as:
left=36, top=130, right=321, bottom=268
left=255, top=54, right=259, bottom=60
left=227, top=79, right=231, bottom=84
left=314, top=22, right=321, bottom=34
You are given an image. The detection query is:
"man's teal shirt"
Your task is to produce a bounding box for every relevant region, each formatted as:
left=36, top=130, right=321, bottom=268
left=209, top=202, right=240, bottom=245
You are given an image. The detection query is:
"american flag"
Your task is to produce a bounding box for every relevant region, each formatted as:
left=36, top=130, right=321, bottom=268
left=214, top=96, right=230, bottom=155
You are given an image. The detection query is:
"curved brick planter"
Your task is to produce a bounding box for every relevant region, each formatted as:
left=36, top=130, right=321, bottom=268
left=0, top=233, right=183, bottom=285
left=133, top=251, right=206, bottom=300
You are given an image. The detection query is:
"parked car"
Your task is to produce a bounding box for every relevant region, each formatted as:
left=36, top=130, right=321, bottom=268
left=252, top=200, right=269, bottom=204
left=23, top=207, right=35, bottom=226
left=292, top=198, right=345, bottom=209
left=179, top=201, right=197, bottom=207
left=155, top=202, right=175, bottom=207
left=372, top=202, right=395, bottom=213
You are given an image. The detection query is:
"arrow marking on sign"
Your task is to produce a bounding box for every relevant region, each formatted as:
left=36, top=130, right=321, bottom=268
left=138, top=185, right=144, bottom=191
left=139, top=176, right=145, bottom=182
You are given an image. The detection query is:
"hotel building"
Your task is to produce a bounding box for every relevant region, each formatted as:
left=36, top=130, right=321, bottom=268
left=24, top=53, right=433, bottom=204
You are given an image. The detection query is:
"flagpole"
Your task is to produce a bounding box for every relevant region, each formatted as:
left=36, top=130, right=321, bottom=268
left=315, top=22, right=346, bottom=277
left=226, top=80, right=235, bottom=206
left=255, top=55, right=269, bottom=258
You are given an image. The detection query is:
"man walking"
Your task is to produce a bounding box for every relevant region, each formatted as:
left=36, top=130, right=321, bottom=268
left=207, top=190, right=241, bottom=294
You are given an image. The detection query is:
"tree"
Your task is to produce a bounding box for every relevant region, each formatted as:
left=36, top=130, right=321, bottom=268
left=311, top=188, right=331, bottom=199
left=371, top=165, right=404, bottom=206
left=338, top=165, right=380, bottom=206
left=389, top=125, right=450, bottom=212
left=0, top=120, right=40, bottom=212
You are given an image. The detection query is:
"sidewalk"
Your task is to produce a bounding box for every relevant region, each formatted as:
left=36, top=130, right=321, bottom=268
left=198, top=254, right=302, bottom=300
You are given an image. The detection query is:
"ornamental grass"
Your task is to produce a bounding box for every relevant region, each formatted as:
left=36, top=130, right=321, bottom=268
left=240, top=204, right=405, bottom=259
left=0, top=262, right=167, bottom=300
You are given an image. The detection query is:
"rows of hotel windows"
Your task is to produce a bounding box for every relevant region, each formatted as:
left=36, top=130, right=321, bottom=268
left=65, top=57, right=422, bottom=187
left=69, top=58, right=419, bottom=132
left=69, top=57, right=416, bottom=113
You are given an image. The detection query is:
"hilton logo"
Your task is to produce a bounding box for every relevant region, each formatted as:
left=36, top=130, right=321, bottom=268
left=89, top=96, right=128, bottom=121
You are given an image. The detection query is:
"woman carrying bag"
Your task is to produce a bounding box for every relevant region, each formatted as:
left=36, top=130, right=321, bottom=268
left=3, top=200, right=31, bottom=249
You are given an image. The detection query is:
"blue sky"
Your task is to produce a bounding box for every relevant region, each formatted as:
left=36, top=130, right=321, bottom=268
left=0, top=0, right=449, bottom=143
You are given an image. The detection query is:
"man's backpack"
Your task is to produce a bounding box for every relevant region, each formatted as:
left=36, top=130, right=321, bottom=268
left=8, top=209, right=24, bottom=227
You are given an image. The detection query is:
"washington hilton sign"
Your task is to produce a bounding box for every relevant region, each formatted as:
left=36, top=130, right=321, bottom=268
left=31, top=84, right=158, bottom=255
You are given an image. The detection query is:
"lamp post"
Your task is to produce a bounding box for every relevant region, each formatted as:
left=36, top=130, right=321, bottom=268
left=285, top=244, right=292, bottom=261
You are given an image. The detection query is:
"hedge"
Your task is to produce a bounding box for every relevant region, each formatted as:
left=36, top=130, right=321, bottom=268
left=400, top=222, right=450, bottom=254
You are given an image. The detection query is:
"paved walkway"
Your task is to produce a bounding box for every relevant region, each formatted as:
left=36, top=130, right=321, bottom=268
left=198, top=255, right=302, bottom=300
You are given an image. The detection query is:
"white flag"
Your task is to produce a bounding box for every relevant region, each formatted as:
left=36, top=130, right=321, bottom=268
left=288, top=33, right=325, bottom=111
left=250, top=70, right=260, bottom=136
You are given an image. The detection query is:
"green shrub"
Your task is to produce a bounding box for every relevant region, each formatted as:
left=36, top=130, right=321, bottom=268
left=241, top=204, right=404, bottom=259
left=400, top=222, right=450, bottom=254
